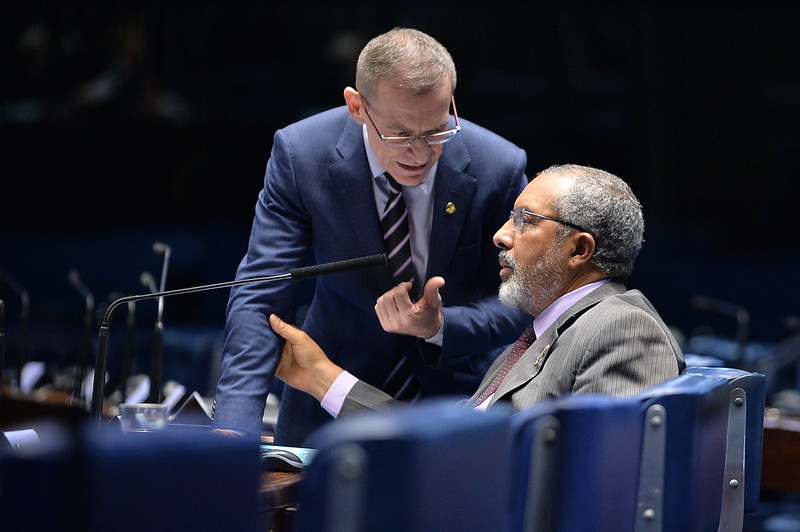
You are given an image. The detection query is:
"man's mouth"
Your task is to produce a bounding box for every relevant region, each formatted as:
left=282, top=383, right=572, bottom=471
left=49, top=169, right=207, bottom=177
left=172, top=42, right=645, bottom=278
left=397, top=161, right=428, bottom=172
left=498, top=252, right=515, bottom=279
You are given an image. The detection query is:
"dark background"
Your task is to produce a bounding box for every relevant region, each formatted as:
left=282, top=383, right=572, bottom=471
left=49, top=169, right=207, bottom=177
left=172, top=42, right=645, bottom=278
left=2, top=2, right=799, bottom=392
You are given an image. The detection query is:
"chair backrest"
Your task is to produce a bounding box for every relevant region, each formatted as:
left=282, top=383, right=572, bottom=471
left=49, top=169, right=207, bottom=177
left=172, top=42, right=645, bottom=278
left=297, top=398, right=513, bottom=532
left=78, top=427, right=261, bottom=531
left=684, top=366, right=766, bottom=528
left=0, top=422, right=77, bottom=531
left=1, top=424, right=261, bottom=532
left=634, top=373, right=730, bottom=532
left=510, top=394, right=644, bottom=532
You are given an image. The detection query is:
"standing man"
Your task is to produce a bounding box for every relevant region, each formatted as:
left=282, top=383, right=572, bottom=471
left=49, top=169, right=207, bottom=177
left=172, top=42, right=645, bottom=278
left=269, top=164, right=685, bottom=415
left=212, top=28, right=529, bottom=444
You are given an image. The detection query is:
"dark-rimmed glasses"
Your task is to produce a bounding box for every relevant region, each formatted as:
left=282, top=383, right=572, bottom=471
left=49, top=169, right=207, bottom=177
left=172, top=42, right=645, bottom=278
left=361, top=95, right=461, bottom=147
left=510, top=207, right=591, bottom=234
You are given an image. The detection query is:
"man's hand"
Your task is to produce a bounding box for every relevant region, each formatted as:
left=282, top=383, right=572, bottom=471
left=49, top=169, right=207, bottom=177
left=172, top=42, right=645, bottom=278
left=374, top=276, right=445, bottom=339
left=269, top=314, right=343, bottom=402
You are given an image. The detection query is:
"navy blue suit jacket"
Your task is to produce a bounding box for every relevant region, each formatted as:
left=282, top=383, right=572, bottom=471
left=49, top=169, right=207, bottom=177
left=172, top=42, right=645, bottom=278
left=212, top=106, right=529, bottom=444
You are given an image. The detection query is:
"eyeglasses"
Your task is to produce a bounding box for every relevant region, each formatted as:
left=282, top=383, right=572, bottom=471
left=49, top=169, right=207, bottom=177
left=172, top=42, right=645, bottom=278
left=509, top=207, right=590, bottom=234
left=361, top=94, right=461, bottom=147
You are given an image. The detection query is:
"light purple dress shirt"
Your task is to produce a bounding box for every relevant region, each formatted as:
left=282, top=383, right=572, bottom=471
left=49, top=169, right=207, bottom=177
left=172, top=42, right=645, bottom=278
left=322, top=279, right=610, bottom=417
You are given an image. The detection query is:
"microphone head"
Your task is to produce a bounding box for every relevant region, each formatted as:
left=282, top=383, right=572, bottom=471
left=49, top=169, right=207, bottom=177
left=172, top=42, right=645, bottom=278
left=140, top=271, right=157, bottom=290
left=68, top=268, right=81, bottom=287
left=153, top=242, right=172, bottom=255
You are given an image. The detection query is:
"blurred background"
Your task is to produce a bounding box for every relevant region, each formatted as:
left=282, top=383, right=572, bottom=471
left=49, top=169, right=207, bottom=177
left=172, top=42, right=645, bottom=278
left=2, top=2, right=800, bottom=529
left=1, top=3, right=800, bottom=419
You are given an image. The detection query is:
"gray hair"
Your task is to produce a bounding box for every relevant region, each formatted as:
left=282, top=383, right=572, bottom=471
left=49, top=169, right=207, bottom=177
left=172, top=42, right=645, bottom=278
left=355, top=28, right=457, bottom=101
left=543, top=164, right=644, bottom=281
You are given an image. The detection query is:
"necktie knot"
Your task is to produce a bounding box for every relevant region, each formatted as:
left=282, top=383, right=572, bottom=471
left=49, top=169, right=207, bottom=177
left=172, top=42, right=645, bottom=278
left=518, top=324, right=536, bottom=347
left=384, top=172, right=402, bottom=195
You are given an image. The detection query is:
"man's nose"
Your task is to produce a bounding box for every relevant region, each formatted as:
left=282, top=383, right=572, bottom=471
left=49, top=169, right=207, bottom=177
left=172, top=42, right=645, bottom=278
left=407, top=139, right=431, bottom=158
left=493, top=219, right=514, bottom=250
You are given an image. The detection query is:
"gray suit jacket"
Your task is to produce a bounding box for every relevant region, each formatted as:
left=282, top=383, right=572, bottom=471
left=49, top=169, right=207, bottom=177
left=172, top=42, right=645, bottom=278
left=341, top=281, right=685, bottom=415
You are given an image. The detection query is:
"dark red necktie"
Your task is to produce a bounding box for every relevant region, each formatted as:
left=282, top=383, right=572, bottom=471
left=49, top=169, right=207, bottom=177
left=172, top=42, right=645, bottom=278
left=474, top=325, right=536, bottom=406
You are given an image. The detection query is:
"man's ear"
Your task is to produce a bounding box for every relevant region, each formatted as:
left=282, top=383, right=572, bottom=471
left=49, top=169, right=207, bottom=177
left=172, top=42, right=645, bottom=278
left=343, top=87, right=365, bottom=123
left=568, top=232, right=596, bottom=268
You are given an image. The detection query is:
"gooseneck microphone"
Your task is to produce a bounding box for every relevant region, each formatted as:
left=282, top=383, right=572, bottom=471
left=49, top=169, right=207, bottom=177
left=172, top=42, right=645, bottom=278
left=148, top=243, right=172, bottom=403
left=89, top=253, right=387, bottom=426
left=140, top=270, right=163, bottom=402
left=140, top=272, right=158, bottom=293
left=690, top=295, right=750, bottom=364
left=0, top=271, right=30, bottom=387
left=68, top=269, right=95, bottom=399
left=107, top=292, right=137, bottom=403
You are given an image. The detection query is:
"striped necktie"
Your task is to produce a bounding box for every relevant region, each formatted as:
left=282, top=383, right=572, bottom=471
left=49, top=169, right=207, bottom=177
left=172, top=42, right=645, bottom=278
left=380, top=172, right=414, bottom=284
left=474, top=325, right=536, bottom=406
left=380, top=172, right=420, bottom=401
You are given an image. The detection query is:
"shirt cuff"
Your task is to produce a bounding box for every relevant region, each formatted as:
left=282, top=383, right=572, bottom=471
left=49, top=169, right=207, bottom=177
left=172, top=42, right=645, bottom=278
left=320, top=371, right=359, bottom=418
left=424, top=318, right=444, bottom=346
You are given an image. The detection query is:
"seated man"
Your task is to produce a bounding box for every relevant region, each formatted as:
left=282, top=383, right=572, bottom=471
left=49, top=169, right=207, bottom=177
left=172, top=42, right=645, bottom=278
left=269, top=164, right=685, bottom=415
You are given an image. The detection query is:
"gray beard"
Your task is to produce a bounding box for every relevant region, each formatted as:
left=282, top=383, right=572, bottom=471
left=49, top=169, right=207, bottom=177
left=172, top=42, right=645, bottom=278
left=498, top=249, right=563, bottom=315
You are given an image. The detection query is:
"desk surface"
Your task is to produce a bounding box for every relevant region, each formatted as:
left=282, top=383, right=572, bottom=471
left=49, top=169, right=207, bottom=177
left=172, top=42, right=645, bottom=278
left=762, top=411, right=800, bottom=494
left=260, top=470, right=303, bottom=509
left=260, top=471, right=302, bottom=531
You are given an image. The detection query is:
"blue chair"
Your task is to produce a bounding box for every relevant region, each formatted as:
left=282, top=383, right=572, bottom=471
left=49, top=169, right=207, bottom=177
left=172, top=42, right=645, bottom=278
left=685, top=366, right=766, bottom=530
left=0, top=423, right=77, bottom=532
left=78, top=427, right=261, bottom=531
left=296, top=398, right=513, bottom=532
left=634, top=373, right=730, bottom=532
left=510, top=394, right=644, bottom=532
left=1, top=424, right=261, bottom=531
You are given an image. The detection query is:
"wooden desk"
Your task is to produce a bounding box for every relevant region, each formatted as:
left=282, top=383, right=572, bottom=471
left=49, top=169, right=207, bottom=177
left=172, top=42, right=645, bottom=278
left=0, top=386, right=90, bottom=429
left=762, top=411, right=800, bottom=494
left=260, top=470, right=303, bottom=531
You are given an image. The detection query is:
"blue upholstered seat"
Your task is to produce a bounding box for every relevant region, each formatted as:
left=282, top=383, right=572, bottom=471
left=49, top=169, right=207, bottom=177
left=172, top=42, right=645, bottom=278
left=510, top=394, right=644, bottom=532
left=633, top=372, right=731, bottom=532
left=510, top=371, right=739, bottom=532
left=296, top=398, right=514, bottom=532
left=684, top=366, right=766, bottom=529
left=1, top=425, right=261, bottom=531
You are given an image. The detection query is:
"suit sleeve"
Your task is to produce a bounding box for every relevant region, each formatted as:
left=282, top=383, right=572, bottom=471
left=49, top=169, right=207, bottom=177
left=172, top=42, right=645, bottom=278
left=340, top=380, right=400, bottom=416
left=212, top=129, right=311, bottom=435
left=572, top=306, right=683, bottom=396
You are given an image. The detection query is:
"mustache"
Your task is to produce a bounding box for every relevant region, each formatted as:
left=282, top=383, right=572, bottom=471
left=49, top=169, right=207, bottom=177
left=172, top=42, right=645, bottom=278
left=499, top=250, right=518, bottom=270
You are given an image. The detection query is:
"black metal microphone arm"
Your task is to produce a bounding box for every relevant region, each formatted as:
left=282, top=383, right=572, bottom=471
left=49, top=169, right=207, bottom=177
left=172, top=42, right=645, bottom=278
left=89, top=253, right=388, bottom=427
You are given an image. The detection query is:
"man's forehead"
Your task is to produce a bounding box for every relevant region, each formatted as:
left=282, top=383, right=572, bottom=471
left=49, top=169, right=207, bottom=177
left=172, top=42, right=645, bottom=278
left=516, top=172, right=564, bottom=209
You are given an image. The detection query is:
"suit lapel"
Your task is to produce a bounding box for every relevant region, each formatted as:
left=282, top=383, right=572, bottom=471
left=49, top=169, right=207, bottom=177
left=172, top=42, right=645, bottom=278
left=487, top=328, right=558, bottom=406
left=327, top=125, right=476, bottom=284
left=425, top=142, right=476, bottom=279
left=328, top=120, right=391, bottom=262
left=485, top=281, right=628, bottom=406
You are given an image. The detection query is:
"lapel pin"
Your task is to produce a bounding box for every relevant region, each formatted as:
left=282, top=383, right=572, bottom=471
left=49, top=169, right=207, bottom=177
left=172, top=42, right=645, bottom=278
left=445, top=202, right=456, bottom=215
left=533, top=344, right=550, bottom=366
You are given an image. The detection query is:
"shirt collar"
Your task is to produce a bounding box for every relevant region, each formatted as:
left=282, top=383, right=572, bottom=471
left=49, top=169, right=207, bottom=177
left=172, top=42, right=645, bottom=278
left=532, top=279, right=610, bottom=339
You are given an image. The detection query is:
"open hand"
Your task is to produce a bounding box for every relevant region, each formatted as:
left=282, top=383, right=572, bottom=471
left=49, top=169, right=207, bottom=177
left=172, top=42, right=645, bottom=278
left=269, top=314, right=343, bottom=401
left=374, top=276, right=445, bottom=339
